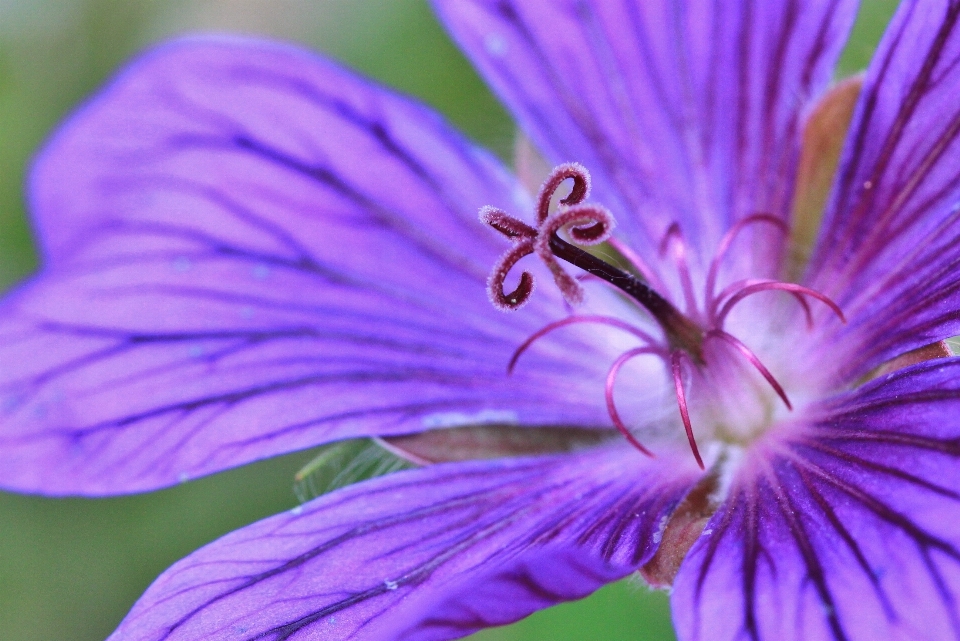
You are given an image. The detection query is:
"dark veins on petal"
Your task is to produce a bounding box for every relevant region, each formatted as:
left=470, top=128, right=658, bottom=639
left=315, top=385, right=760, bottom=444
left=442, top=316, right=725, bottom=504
left=3, top=41, right=630, bottom=492
left=445, top=0, right=851, bottom=251
left=681, top=362, right=960, bottom=640
left=120, top=451, right=697, bottom=641
left=810, top=0, right=960, bottom=375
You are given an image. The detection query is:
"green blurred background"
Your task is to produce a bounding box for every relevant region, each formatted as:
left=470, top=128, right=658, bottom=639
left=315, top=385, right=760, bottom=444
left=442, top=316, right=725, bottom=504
left=0, top=1, right=898, bottom=639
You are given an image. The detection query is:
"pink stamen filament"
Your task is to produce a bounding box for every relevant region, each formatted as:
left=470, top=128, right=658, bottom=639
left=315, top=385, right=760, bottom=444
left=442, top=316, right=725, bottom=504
left=659, top=223, right=700, bottom=320
left=670, top=351, right=704, bottom=469
left=710, top=278, right=815, bottom=327
left=706, top=329, right=792, bottom=410
left=508, top=315, right=664, bottom=374
left=714, top=280, right=846, bottom=329
left=705, top=214, right=789, bottom=302
left=604, top=348, right=659, bottom=458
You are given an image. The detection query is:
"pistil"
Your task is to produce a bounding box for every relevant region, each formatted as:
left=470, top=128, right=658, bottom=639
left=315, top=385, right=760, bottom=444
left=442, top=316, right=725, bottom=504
left=482, top=162, right=704, bottom=357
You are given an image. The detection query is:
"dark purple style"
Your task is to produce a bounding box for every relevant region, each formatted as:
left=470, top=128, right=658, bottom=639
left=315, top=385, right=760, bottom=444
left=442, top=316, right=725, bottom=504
left=3, top=1, right=960, bottom=639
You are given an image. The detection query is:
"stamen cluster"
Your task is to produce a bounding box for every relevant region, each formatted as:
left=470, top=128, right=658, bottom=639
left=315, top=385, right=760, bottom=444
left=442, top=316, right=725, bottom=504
left=481, top=163, right=845, bottom=469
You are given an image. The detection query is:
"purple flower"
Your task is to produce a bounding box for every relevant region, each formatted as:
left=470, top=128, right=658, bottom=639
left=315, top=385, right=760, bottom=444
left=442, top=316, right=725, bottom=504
left=3, top=0, right=960, bottom=639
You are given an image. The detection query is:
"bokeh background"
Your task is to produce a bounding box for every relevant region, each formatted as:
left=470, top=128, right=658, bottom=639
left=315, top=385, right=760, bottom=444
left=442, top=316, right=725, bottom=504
left=0, top=1, right=899, bottom=639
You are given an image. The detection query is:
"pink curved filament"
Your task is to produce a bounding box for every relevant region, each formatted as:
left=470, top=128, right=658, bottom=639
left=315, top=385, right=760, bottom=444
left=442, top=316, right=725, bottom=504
left=670, top=351, right=704, bottom=469
left=705, top=214, right=788, bottom=301
left=791, top=295, right=814, bottom=329
left=508, top=315, right=664, bottom=374
left=710, top=278, right=757, bottom=321
left=706, top=330, right=792, bottom=410
left=715, top=280, right=846, bottom=328
left=604, top=347, right=660, bottom=458
left=710, top=278, right=814, bottom=327
left=659, top=223, right=699, bottom=319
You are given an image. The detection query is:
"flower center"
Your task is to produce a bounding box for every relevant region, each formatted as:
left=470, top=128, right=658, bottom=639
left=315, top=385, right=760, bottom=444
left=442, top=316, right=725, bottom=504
left=482, top=163, right=845, bottom=469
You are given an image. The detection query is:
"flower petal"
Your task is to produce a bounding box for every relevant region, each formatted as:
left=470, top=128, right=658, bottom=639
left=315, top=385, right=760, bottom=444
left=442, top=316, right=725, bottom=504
left=0, top=36, right=628, bottom=495
left=432, top=0, right=858, bottom=267
left=673, top=358, right=960, bottom=641
left=109, top=446, right=702, bottom=641
left=807, top=1, right=960, bottom=379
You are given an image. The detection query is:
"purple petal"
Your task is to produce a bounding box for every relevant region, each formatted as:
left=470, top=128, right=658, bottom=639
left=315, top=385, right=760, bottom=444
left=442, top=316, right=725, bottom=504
left=807, top=1, right=960, bottom=379
left=673, top=358, right=960, bottom=641
left=0, top=36, right=630, bottom=495
left=109, top=446, right=702, bottom=641
left=432, top=0, right=857, bottom=267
